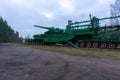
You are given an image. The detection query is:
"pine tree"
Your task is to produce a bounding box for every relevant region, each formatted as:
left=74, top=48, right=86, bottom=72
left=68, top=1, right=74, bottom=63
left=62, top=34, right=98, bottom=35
left=0, top=16, right=21, bottom=43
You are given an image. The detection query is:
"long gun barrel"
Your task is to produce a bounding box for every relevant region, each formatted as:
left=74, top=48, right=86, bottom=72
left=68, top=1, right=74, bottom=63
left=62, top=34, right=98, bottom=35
left=99, top=15, right=120, bottom=20
left=34, top=25, right=53, bottom=30
left=71, top=15, right=120, bottom=25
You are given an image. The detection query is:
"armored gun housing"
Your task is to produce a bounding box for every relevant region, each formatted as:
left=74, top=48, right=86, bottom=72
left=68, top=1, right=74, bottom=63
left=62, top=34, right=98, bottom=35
left=26, top=15, right=120, bottom=48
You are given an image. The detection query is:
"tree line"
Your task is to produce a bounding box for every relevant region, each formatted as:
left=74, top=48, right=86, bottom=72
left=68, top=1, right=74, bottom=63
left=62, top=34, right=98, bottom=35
left=0, top=16, right=22, bottom=43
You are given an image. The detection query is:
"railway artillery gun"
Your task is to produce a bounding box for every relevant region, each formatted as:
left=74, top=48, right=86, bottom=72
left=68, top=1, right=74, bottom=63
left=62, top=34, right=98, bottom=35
left=26, top=15, right=120, bottom=48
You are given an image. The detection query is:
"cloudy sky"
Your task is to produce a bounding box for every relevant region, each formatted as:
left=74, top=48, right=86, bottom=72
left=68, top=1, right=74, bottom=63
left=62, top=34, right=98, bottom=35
left=0, top=0, right=116, bottom=38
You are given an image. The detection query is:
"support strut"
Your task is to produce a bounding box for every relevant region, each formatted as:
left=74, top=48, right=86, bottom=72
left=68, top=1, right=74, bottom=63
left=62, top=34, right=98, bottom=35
left=67, top=41, right=79, bottom=48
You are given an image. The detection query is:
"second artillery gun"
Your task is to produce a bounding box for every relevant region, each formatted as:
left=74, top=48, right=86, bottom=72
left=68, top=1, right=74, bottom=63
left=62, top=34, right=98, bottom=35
left=26, top=15, right=120, bottom=48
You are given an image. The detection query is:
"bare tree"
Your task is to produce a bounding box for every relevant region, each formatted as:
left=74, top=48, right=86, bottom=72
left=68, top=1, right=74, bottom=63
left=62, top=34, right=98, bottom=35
left=110, top=0, right=120, bottom=25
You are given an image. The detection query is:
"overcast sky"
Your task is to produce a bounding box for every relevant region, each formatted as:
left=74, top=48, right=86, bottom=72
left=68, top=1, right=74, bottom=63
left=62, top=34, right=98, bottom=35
left=0, top=0, right=116, bottom=38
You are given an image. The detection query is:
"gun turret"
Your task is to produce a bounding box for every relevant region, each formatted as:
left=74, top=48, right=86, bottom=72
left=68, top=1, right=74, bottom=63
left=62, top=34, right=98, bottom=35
left=34, top=25, right=64, bottom=33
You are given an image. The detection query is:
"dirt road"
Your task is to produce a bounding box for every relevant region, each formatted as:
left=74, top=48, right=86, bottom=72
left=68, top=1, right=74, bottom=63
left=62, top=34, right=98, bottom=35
left=0, top=43, right=120, bottom=80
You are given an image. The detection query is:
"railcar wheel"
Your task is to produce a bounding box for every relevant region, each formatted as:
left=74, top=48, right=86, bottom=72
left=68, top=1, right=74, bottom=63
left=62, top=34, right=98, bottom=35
left=31, top=42, right=34, bottom=45
left=108, top=43, right=115, bottom=49
left=92, top=42, right=98, bottom=48
left=86, top=43, right=92, bottom=48
left=75, top=42, right=79, bottom=46
left=100, top=43, right=107, bottom=48
left=37, top=42, right=39, bottom=45
left=116, top=44, right=119, bottom=47
left=80, top=42, right=85, bottom=47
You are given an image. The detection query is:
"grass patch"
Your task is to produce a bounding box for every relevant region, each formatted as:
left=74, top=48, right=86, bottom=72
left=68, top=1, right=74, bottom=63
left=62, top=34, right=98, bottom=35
left=17, top=44, right=120, bottom=60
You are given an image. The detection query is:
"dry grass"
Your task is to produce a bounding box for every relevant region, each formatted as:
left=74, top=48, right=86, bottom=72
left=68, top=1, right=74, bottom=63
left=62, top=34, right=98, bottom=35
left=17, top=44, right=120, bottom=60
